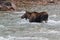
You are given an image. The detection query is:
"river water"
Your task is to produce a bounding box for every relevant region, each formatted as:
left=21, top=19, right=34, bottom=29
left=0, top=4, right=60, bottom=40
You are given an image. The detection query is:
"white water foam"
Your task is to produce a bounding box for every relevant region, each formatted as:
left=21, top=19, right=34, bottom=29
left=0, top=35, right=48, bottom=40
left=13, top=11, right=25, bottom=14
left=20, top=18, right=60, bottom=25
left=47, top=30, right=59, bottom=33
left=17, top=19, right=29, bottom=24
left=40, top=28, right=60, bottom=34
left=49, top=15, right=57, bottom=18
left=19, top=17, right=60, bottom=26
left=0, top=25, right=5, bottom=28
left=46, top=20, right=60, bottom=26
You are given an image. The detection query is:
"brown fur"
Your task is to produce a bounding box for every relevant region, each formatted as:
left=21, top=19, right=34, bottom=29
left=21, top=11, right=48, bottom=23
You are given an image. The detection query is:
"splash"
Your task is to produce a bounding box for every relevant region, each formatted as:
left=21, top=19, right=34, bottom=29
left=0, top=35, right=48, bottom=40
left=12, top=11, right=25, bottom=14
left=47, top=20, right=60, bottom=26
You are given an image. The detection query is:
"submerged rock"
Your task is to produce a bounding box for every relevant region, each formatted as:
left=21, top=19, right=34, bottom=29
left=0, top=1, right=16, bottom=11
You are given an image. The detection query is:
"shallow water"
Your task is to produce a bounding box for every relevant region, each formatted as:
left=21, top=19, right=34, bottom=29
left=0, top=4, right=60, bottom=40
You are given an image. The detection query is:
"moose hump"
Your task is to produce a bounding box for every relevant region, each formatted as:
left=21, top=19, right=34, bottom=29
left=21, top=11, right=48, bottom=23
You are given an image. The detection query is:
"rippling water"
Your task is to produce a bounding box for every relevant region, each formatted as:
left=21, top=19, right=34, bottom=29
left=0, top=4, right=60, bottom=40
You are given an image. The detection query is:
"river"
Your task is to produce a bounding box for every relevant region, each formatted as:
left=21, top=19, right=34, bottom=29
left=0, top=4, right=60, bottom=40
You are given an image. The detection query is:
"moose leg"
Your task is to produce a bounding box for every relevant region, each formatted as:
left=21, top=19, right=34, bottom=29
left=44, top=15, right=48, bottom=23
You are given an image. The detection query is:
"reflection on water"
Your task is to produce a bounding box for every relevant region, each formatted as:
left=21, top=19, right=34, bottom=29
left=0, top=5, right=60, bottom=40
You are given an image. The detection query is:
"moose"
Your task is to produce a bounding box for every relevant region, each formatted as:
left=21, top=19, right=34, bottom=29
left=21, top=11, right=48, bottom=23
